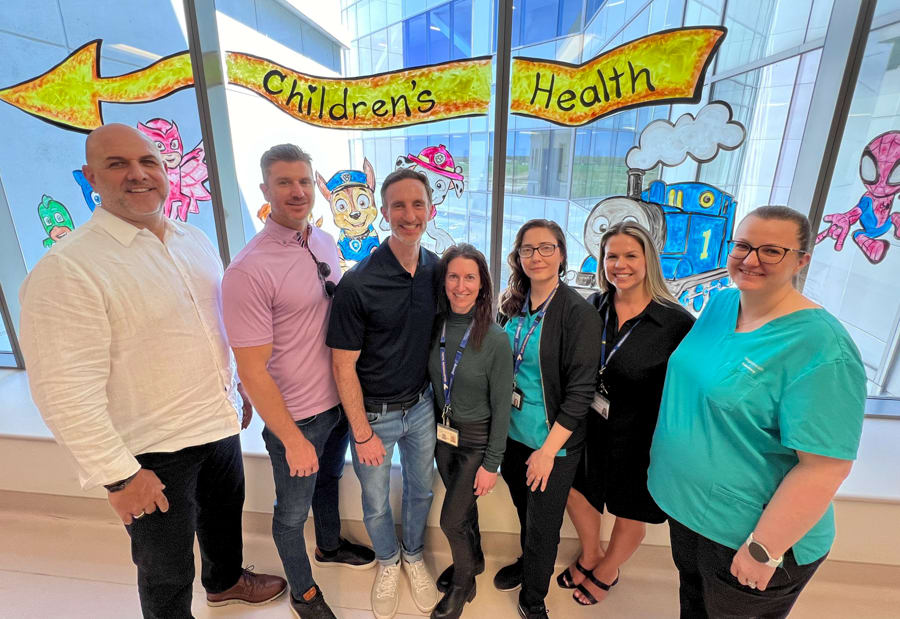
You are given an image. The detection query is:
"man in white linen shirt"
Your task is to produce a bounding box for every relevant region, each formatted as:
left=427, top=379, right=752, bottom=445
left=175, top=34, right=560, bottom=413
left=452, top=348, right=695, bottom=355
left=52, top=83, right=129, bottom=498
left=18, top=123, right=286, bottom=619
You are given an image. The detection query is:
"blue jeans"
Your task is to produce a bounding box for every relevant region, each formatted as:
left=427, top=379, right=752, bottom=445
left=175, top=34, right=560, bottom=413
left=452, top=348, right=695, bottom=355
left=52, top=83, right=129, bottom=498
left=350, top=387, right=436, bottom=565
left=127, top=434, right=245, bottom=619
left=262, top=406, right=349, bottom=597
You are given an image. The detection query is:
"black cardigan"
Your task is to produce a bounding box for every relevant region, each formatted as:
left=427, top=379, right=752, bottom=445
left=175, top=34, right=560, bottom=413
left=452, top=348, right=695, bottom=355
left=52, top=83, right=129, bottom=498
left=499, top=282, right=603, bottom=451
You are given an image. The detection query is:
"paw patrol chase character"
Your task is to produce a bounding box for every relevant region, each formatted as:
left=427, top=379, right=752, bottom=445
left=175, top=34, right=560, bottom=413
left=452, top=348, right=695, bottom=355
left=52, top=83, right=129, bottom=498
left=316, top=159, right=380, bottom=270
left=38, top=194, right=75, bottom=248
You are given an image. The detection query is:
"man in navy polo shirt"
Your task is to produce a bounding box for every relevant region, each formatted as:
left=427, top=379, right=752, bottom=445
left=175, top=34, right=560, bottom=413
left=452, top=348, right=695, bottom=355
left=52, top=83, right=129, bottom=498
left=327, top=168, right=439, bottom=619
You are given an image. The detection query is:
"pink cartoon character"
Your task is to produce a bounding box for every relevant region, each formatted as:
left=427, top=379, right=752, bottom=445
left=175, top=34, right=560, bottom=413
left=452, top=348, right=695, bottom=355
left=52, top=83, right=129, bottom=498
left=136, top=118, right=211, bottom=222
left=390, top=144, right=464, bottom=254
left=816, top=130, right=900, bottom=264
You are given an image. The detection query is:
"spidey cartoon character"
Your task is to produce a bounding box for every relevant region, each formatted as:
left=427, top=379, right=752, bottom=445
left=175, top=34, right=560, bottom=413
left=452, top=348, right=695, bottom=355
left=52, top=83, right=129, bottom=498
left=136, top=118, right=211, bottom=222
left=390, top=144, right=464, bottom=254
left=817, top=130, right=900, bottom=264
left=316, top=158, right=380, bottom=271
left=38, top=194, right=75, bottom=248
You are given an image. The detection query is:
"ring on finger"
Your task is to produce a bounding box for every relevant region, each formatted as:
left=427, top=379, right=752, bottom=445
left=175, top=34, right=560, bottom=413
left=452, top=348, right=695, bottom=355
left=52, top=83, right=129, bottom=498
left=133, top=511, right=146, bottom=519
left=747, top=581, right=757, bottom=589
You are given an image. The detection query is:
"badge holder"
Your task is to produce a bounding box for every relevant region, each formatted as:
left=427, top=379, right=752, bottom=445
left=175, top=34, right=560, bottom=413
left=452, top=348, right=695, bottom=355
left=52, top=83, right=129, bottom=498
left=436, top=405, right=459, bottom=446
left=591, top=379, right=610, bottom=419
left=511, top=384, right=524, bottom=410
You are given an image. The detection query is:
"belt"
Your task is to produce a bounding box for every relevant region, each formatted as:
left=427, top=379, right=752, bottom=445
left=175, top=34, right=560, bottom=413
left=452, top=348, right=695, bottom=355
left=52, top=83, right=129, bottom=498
left=364, top=387, right=429, bottom=414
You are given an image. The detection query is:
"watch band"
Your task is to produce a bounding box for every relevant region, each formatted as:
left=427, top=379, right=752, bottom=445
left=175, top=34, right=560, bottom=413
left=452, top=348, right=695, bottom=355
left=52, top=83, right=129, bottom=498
left=745, top=533, right=784, bottom=567
left=104, top=470, right=140, bottom=493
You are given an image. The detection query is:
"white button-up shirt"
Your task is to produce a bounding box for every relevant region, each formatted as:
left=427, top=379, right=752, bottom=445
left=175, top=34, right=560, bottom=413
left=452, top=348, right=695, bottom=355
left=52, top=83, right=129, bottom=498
left=19, top=207, right=240, bottom=489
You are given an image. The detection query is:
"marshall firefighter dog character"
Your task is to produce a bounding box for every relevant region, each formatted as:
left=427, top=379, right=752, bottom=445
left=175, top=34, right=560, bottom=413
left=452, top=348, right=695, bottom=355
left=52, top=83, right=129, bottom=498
left=394, top=144, right=464, bottom=254
left=817, top=130, right=900, bottom=264
left=316, top=158, right=380, bottom=270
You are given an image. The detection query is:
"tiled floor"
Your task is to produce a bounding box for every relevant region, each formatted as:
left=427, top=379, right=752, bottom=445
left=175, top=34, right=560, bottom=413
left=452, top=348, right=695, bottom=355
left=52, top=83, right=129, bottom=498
left=1, top=508, right=899, bottom=618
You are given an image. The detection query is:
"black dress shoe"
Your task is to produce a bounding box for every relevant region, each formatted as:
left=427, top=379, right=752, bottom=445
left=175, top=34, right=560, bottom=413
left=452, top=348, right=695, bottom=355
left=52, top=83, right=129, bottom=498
left=516, top=600, right=548, bottom=619
left=431, top=579, right=476, bottom=619
left=436, top=555, right=485, bottom=593
left=493, top=556, right=523, bottom=592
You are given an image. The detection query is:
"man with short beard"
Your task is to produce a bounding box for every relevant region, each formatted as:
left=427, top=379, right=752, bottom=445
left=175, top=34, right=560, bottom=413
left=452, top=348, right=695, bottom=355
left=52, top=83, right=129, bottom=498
left=19, top=124, right=285, bottom=618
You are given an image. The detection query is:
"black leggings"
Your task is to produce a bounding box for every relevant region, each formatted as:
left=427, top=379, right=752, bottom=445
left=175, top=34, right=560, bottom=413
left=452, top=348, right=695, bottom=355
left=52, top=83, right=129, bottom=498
left=501, top=437, right=581, bottom=607
left=435, top=422, right=489, bottom=586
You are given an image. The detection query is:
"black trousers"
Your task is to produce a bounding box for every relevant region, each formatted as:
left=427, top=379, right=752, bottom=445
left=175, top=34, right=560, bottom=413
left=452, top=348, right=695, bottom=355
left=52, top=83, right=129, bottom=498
left=668, top=517, right=826, bottom=619
left=501, top=437, right=581, bottom=607
left=126, top=434, right=245, bottom=619
left=435, top=421, right=489, bottom=586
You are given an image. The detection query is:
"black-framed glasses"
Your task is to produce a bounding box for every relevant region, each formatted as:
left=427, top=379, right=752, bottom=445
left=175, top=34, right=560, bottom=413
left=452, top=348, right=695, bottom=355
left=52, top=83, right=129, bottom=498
left=518, top=243, right=558, bottom=258
left=726, top=240, right=807, bottom=265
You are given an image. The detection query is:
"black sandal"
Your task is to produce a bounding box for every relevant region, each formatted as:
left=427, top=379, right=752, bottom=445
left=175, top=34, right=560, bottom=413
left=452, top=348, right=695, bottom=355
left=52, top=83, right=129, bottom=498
left=573, top=569, right=619, bottom=606
left=556, top=560, right=592, bottom=589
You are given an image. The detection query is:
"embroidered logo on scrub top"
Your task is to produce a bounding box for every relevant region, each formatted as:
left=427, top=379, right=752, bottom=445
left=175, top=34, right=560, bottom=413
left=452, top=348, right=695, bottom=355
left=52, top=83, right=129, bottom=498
left=741, top=357, right=764, bottom=375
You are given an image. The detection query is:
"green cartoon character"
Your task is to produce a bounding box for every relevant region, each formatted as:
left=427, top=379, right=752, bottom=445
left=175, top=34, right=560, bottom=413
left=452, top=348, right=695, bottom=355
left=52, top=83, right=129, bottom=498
left=38, top=194, right=75, bottom=248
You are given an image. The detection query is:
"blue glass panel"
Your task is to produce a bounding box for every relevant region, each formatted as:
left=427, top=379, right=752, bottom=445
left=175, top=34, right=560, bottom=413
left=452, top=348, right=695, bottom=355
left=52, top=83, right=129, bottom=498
left=452, top=0, right=473, bottom=59
left=404, top=13, right=427, bottom=67
left=522, top=0, right=558, bottom=45
left=428, top=4, right=451, bottom=63
left=558, top=0, right=581, bottom=35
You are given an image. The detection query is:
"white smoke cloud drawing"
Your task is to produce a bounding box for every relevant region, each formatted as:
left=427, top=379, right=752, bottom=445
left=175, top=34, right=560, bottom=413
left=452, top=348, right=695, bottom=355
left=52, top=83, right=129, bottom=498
left=626, top=101, right=746, bottom=170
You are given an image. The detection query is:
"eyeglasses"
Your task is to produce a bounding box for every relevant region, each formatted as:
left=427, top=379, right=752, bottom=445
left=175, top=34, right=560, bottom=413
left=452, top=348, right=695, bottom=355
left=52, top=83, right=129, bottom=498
left=726, top=240, right=807, bottom=265
left=518, top=243, right=558, bottom=258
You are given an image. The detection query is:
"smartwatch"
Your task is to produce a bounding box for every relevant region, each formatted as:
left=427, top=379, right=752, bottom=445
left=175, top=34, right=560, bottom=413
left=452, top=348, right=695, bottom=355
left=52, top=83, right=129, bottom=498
left=745, top=533, right=783, bottom=567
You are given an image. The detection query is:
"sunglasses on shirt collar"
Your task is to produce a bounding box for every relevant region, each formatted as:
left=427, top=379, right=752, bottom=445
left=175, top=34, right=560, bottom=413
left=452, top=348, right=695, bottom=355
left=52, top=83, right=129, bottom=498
left=297, top=231, right=335, bottom=299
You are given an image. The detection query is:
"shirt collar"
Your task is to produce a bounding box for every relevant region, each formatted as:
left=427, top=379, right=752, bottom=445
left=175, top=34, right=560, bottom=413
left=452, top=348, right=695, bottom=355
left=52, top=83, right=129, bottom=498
left=374, top=237, right=428, bottom=276
left=263, top=216, right=309, bottom=245
left=91, top=207, right=184, bottom=246
left=599, top=291, right=667, bottom=326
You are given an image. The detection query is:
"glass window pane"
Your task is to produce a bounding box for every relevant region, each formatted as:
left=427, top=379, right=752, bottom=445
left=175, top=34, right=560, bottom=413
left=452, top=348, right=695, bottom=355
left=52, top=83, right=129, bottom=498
left=404, top=13, right=427, bottom=66
left=522, top=0, right=559, bottom=45
left=428, top=4, right=451, bottom=63
left=804, top=18, right=900, bottom=396
left=452, top=0, right=473, bottom=60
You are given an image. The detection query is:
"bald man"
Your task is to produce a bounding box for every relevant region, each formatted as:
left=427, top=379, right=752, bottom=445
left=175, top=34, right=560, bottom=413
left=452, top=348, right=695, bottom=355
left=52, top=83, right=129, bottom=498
left=19, top=124, right=286, bottom=618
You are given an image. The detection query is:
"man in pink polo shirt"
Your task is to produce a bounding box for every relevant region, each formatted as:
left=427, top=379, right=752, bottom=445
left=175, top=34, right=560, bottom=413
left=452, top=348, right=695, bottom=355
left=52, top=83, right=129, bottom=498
left=222, top=144, right=375, bottom=619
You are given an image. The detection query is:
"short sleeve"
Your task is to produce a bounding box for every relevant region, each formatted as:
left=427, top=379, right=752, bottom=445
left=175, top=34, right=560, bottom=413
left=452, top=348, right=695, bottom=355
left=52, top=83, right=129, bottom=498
left=779, top=358, right=866, bottom=461
left=221, top=268, right=273, bottom=348
left=326, top=272, right=366, bottom=351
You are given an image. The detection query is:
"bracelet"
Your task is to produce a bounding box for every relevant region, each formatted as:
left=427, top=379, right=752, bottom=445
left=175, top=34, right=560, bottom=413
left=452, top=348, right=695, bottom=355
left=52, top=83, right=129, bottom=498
left=104, top=470, right=140, bottom=493
left=354, top=429, right=375, bottom=445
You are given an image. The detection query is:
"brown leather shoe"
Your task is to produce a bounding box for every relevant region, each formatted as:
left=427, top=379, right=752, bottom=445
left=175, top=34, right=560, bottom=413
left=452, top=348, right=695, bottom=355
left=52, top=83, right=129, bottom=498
left=206, top=568, right=287, bottom=607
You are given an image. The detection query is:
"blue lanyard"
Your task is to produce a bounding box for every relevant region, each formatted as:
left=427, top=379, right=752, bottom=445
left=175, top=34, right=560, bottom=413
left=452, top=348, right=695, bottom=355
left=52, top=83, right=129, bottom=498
left=513, top=285, right=558, bottom=380
left=599, top=303, right=641, bottom=376
left=440, top=320, right=473, bottom=418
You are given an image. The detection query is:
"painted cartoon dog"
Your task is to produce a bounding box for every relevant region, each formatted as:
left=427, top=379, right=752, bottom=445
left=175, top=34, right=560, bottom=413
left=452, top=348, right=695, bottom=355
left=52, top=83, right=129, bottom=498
left=316, top=158, right=380, bottom=271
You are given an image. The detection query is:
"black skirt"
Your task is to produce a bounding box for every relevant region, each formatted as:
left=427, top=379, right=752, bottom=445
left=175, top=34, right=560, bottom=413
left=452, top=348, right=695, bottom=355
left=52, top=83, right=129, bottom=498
left=571, top=408, right=666, bottom=524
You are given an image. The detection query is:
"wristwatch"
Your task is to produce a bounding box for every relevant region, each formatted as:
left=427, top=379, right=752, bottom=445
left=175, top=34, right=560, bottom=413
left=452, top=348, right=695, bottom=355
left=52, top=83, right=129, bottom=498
left=745, top=533, right=783, bottom=567
left=104, top=470, right=140, bottom=493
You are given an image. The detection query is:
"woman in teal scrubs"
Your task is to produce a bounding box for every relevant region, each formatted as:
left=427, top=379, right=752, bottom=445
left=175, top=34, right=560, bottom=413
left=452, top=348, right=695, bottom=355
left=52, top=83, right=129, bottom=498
left=648, top=206, right=867, bottom=618
left=494, top=219, right=602, bottom=619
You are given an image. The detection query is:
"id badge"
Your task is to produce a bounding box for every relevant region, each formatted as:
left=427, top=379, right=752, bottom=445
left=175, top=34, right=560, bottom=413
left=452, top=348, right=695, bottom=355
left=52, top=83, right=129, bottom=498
left=436, top=422, right=459, bottom=446
left=591, top=391, right=610, bottom=419
left=511, top=387, right=524, bottom=410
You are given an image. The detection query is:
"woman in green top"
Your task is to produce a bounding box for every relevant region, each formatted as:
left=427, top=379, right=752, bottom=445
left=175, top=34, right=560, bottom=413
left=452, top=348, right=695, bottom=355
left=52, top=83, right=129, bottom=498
left=428, top=244, right=513, bottom=619
left=648, top=206, right=867, bottom=618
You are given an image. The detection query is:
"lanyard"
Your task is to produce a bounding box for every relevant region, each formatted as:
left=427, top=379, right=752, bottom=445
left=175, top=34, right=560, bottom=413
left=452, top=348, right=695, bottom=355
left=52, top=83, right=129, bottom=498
left=599, top=303, right=642, bottom=377
left=512, top=285, right=558, bottom=380
left=440, top=320, right=473, bottom=420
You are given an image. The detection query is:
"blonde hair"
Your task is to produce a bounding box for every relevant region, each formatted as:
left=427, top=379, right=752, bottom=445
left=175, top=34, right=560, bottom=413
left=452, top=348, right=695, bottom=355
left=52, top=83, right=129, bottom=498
left=597, top=222, right=677, bottom=305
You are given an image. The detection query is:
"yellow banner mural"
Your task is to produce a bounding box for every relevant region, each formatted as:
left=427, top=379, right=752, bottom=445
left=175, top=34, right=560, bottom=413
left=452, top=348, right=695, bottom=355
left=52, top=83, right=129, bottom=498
left=510, top=27, right=726, bottom=126
left=228, top=53, right=492, bottom=130
left=0, top=40, right=492, bottom=133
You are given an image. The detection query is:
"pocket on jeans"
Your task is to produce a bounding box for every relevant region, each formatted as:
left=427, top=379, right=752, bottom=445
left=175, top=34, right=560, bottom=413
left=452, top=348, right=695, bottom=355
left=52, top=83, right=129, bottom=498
left=366, top=411, right=382, bottom=424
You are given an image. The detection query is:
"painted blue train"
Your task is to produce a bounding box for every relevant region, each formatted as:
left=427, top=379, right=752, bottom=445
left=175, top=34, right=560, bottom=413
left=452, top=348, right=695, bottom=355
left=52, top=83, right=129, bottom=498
left=574, top=172, right=737, bottom=313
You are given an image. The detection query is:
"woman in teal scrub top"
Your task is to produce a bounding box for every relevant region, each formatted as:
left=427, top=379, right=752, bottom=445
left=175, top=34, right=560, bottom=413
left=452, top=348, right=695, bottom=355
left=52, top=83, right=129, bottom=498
left=648, top=206, right=867, bottom=619
left=494, top=219, right=602, bottom=619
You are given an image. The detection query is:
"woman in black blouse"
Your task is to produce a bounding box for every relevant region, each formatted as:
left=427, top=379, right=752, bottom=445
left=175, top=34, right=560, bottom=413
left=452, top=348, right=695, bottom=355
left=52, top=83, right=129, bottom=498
left=558, top=222, right=694, bottom=606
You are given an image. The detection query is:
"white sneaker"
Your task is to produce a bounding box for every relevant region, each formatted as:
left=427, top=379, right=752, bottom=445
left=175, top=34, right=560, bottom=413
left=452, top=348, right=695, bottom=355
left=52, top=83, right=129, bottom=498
left=403, top=557, right=438, bottom=613
left=372, top=562, right=401, bottom=619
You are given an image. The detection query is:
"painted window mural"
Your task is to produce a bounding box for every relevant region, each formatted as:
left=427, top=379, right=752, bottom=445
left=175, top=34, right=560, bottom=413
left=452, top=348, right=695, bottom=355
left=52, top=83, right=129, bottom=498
left=0, top=0, right=897, bottom=394
left=805, top=2, right=900, bottom=397
left=0, top=5, right=219, bottom=271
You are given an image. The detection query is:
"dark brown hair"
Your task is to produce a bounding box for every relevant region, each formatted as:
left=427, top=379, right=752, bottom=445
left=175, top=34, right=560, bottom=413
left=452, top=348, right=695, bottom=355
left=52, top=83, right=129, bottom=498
left=436, top=244, right=494, bottom=350
left=498, top=219, right=568, bottom=317
left=380, top=167, right=433, bottom=206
